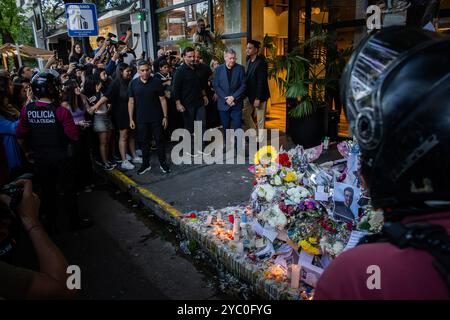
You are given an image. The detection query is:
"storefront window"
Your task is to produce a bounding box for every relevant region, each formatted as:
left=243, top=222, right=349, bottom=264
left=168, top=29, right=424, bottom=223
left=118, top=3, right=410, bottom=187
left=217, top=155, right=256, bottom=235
left=213, top=0, right=246, bottom=34
left=157, top=0, right=186, bottom=8
left=223, top=38, right=246, bottom=64
left=158, top=1, right=209, bottom=42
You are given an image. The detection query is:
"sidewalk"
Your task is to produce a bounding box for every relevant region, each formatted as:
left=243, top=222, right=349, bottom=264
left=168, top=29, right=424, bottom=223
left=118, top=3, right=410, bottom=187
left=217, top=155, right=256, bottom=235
left=97, top=135, right=343, bottom=299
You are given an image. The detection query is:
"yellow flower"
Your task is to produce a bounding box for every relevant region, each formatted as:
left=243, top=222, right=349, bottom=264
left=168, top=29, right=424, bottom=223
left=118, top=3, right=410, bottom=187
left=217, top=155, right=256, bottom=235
left=299, top=240, right=321, bottom=255
left=308, top=237, right=318, bottom=245
left=284, top=171, right=297, bottom=183
left=254, top=145, right=278, bottom=165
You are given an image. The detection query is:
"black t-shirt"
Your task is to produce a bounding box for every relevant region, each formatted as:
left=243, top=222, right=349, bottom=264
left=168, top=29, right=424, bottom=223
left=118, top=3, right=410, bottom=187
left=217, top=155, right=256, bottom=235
left=128, top=76, right=164, bottom=123
left=105, top=78, right=129, bottom=114
left=172, top=63, right=204, bottom=108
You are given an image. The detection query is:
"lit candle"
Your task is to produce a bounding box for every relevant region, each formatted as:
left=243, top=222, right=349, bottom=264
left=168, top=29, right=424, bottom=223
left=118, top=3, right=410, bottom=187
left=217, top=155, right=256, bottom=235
left=217, top=211, right=222, bottom=222
left=233, top=216, right=240, bottom=235
left=291, top=264, right=301, bottom=289
left=236, top=242, right=244, bottom=254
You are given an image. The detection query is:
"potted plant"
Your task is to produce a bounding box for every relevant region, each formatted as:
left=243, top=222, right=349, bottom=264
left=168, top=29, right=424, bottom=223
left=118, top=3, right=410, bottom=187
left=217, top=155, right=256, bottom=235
left=268, top=30, right=352, bottom=148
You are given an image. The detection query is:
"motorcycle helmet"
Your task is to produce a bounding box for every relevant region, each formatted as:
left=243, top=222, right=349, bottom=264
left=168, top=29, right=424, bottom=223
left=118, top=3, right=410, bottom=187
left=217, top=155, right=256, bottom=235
left=341, top=27, right=450, bottom=215
left=31, top=71, right=58, bottom=100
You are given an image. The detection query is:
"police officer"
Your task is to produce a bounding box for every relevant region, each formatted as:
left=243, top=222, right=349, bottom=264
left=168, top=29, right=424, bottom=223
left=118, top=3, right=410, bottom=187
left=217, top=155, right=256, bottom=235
left=16, top=72, right=92, bottom=233
left=314, top=27, right=450, bottom=300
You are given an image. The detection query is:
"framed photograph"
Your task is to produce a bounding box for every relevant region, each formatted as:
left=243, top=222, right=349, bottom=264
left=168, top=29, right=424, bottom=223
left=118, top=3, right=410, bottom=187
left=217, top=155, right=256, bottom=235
left=333, top=182, right=360, bottom=222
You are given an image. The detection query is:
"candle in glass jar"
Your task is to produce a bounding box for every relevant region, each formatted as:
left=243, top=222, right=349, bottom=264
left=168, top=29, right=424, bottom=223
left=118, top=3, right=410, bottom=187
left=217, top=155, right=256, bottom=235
left=236, top=242, right=244, bottom=254
left=233, top=217, right=240, bottom=235
left=291, top=264, right=301, bottom=289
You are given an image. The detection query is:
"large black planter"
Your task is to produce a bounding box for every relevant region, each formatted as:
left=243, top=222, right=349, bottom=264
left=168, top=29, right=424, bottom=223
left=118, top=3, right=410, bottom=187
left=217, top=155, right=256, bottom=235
left=287, top=105, right=327, bottom=149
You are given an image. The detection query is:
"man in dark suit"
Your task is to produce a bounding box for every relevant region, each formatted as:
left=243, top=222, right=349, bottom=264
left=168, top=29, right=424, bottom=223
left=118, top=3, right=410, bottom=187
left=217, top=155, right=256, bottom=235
left=213, top=48, right=246, bottom=144
left=243, top=40, right=270, bottom=138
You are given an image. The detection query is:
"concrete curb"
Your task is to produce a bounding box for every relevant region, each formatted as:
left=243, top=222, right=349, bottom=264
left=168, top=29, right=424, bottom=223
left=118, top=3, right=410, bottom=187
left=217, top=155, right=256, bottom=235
left=96, top=167, right=182, bottom=225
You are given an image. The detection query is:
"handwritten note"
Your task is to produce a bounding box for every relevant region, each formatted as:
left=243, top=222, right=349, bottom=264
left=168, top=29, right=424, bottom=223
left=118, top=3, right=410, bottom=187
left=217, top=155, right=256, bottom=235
left=314, top=185, right=329, bottom=201
left=344, top=230, right=369, bottom=251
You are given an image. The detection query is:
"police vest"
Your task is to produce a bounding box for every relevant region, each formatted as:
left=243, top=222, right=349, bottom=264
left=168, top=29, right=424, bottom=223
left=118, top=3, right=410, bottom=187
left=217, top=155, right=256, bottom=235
left=25, top=102, right=69, bottom=152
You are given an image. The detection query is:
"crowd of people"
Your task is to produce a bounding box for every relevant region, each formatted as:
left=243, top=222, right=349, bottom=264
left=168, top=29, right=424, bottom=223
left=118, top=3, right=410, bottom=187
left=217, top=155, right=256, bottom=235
left=0, top=27, right=273, bottom=232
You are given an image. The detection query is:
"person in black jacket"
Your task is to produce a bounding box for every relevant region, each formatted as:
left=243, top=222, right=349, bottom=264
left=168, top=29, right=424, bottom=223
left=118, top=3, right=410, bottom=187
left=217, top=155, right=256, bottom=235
left=172, top=47, right=209, bottom=135
left=243, top=40, right=270, bottom=138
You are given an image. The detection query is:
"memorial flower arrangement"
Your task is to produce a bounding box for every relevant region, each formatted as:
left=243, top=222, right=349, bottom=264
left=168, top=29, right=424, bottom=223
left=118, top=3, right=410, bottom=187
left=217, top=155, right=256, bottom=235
left=183, top=141, right=383, bottom=298
left=250, top=144, right=365, bottom=259
left=357, top=208, right=384, bottom=233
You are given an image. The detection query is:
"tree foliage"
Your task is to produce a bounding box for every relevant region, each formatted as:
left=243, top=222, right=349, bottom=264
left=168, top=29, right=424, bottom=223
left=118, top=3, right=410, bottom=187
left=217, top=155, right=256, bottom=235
left=0, top=0, right=32, bottom=45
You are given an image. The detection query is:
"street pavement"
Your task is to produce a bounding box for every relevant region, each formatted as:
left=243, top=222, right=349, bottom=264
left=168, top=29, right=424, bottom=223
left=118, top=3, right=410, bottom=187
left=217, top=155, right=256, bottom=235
left=13, top=182, right=234, bottom=300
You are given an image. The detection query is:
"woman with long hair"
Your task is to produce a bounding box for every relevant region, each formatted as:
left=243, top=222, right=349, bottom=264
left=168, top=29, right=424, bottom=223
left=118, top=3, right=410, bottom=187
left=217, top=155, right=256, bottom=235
left=88, top=68, right=115, bottom=170
left=91, top=63, right=141, bottom=170
left=69, top=42, right=83, bottom=64
left=61, top=79, right=94, bottom=192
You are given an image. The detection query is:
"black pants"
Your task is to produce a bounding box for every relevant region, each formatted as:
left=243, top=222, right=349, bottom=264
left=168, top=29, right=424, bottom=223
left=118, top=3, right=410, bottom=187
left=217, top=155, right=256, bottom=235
left=182, top=105, right=206, bottom=134
left=33, top=153, right=79, bottom=232
left=137, top=122, right=166, bottom=166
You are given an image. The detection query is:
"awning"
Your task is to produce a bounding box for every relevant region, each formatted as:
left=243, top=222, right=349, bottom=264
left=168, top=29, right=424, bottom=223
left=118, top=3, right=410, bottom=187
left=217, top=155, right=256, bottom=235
left=0, top=43, right=54, bottom=59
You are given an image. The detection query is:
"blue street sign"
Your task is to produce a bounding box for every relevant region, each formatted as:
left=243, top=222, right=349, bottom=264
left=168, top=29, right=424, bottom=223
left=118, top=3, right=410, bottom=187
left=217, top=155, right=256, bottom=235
left=65, top=3, right=99, bottom=37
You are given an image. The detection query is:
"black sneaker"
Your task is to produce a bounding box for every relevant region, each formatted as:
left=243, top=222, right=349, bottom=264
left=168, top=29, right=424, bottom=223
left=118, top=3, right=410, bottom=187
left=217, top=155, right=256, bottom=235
left=107, top=161, right=117, bottom=168
left=137, top=165, right=152, bottom=175
left=160, top=162, right=171, bottom=174
left=102, top=163, right=115, bottom=171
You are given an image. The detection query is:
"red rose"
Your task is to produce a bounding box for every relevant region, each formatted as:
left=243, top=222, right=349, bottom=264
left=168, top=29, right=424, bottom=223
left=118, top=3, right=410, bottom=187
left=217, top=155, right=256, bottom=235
left=276, top=153, right=292, bottom=167
left=253, top=181, right=257, bottom=186
left=346, top=221, right=353, bottom=231
left=228, top=215, right=234, bottom=224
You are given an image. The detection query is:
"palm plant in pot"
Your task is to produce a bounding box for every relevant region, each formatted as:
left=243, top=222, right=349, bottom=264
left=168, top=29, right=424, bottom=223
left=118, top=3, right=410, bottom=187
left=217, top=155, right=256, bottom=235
left=268, top=30, right=351, bottom=148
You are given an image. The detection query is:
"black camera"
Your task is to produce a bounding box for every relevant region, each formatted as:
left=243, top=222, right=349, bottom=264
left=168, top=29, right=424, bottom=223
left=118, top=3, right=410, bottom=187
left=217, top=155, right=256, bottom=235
left=0, top=184, right=23, bottom=212
left=0, top=173, right=33, bottom=211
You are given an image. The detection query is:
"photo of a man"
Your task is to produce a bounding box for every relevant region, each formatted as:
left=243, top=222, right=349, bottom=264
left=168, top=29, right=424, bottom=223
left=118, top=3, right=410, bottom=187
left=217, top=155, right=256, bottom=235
left=333, top=182, right=360, bottom=222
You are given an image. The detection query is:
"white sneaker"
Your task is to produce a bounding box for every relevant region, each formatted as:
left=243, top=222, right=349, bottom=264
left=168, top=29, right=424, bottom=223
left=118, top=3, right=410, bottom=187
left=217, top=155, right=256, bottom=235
left=132, top=156, right=143, bottom=164
left=136, top=149, right=143, bottom=157
left=121, top=160, right=135, bottom=170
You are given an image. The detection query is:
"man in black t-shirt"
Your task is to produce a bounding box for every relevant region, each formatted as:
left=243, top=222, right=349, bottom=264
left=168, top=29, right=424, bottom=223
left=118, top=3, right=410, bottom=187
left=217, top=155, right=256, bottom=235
left=128, top=60, right=171, bottom=175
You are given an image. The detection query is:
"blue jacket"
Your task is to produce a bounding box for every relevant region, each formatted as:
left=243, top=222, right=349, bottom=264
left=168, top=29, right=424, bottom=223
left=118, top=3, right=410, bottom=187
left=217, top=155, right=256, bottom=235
left=0, top=115, right=21, bottom=172
left=213, top=63, right=246, bottom=111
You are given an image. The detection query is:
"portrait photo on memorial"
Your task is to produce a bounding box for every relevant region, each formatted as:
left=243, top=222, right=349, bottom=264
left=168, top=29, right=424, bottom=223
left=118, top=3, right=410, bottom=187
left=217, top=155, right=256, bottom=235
left=332, top=182, right=360, bottom=222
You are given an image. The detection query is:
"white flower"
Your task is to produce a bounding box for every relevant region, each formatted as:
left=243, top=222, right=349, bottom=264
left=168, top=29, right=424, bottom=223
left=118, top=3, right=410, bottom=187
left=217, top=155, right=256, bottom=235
left=258, top=205, right=287, bottom=229
left=265, top=164, right=279, bottom=176
left=332, top=241, right=345, bottom=256
left=369, top=210, right=384, bottom=232
left=286, top=186, right=310, bottom=204
left=273, top=175, right=282, bottom=186
left=255, top=184, right=276, bottom=202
